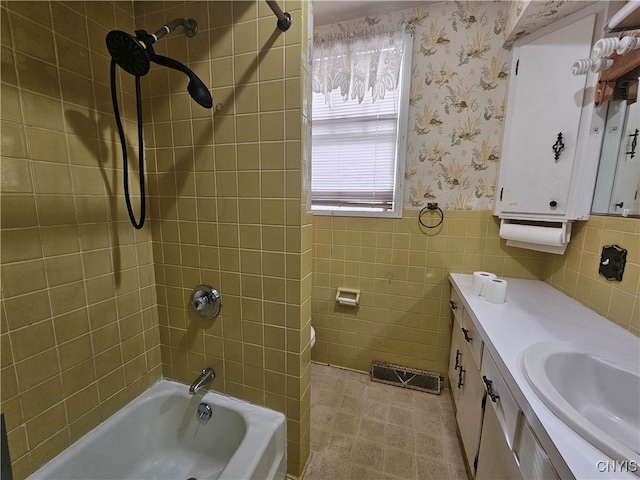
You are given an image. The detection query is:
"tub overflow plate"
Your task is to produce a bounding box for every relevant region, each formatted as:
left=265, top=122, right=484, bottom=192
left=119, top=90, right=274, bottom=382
left=197, top=402, right=212, bottom=421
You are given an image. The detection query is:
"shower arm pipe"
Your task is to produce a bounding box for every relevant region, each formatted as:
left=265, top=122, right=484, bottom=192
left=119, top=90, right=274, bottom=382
left=151, top=18, right=198, bottom=43
left=265, top=1, right=292, bottom=31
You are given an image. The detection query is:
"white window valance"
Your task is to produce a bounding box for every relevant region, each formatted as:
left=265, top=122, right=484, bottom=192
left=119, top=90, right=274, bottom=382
left=312, top=30, right=407, bottom=105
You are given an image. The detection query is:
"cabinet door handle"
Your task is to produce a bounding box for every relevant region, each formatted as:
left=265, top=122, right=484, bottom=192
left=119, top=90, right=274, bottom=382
left=461, top=327, right=472, bottom=343
left=457, top=367, right=465, bottom=389
left=482, top=375, right=500, bottom=402
left=454, top=349, right=461, bottom=370
left=627, top=129, right=638, bottom=159
left=450, top=300, right=458, bottom=311
left=552, top=132, right=565, bottom=162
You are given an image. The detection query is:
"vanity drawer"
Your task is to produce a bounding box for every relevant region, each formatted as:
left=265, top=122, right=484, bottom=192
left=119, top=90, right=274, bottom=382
left=450, top=288, right=463, bottom=327
left=461, top=310, right=483, bottom=370
left=480, top=347, right=519, bottom=448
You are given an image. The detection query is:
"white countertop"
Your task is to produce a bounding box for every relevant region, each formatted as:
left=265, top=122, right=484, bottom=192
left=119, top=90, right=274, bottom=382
left=449, top=273, right=640, bottom=480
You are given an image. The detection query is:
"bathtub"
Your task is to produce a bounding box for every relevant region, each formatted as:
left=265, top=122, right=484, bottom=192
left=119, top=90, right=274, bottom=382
left=28, top=379, right=287, bottom=480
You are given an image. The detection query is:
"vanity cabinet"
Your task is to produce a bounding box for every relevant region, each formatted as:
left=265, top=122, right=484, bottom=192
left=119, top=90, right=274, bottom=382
left=449, top=273, right=638, bottom=479
left=448, top=288, right=560, bottom=480
left=447, top=296, right=484, bottom=475
left=494, top=4, right=608, bottom=221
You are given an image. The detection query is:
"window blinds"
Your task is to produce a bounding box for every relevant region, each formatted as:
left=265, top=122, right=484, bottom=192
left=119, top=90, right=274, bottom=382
left=311, top=84, right=400, bottom=211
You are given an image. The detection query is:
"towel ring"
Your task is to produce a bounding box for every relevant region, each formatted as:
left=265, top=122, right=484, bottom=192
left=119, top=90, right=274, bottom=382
left=418, top=203, right=444, bottom=229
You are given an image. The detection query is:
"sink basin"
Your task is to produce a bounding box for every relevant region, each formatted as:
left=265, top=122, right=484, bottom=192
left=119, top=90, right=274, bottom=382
left=523, top=341, right=640, bottom=471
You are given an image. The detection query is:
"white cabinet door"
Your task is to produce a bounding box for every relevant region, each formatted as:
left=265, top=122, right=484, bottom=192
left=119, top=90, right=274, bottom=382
left=498, top=14, right=595, bottom=216
left=513, top=413, right=560, bottom=480
left=449, top=325, right=485, bottom=476
left=476, top=403, right=524, bottom=480
left=456, top=360, right=484, bottom=476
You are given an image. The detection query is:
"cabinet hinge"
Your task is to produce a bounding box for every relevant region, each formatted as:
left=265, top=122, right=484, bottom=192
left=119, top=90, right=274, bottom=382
left=499, top=187, right=503, bottom=201
left=481, top=394, right=487, bottom=410
left=473, top=455, right=479, bottom=472
left=515, top=59, right=519, bottom=76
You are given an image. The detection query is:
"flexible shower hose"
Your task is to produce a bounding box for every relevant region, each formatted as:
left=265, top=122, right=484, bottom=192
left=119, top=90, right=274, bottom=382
left=110, top=59, right=146, bottom=229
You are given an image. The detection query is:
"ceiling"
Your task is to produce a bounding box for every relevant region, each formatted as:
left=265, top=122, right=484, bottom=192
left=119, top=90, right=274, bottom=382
left=313, top=1, right=435, bottom=26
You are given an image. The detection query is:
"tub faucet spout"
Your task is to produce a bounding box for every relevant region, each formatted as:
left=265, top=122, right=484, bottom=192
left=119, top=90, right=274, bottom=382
left=189, top=368, right=215, bottom=395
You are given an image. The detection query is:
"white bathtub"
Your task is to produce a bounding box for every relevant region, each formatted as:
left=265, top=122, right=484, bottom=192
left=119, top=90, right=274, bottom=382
left=28, top=379, right=287, bottom=480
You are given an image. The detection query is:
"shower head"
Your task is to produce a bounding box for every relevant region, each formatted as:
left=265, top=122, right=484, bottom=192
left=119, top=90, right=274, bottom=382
left=151, top=54, right=213, bottom=109
left=106, top=30, right=150, bottom=76
left=105, top=27, right=212, bottom=109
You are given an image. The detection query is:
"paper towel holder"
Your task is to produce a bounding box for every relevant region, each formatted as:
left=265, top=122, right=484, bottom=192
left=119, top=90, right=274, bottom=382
left=499, top=219, right=572, bottom=255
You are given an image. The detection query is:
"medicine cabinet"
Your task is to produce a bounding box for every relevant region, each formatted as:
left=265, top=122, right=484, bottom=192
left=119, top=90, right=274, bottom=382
left=494, top=3, right=609, bottom=223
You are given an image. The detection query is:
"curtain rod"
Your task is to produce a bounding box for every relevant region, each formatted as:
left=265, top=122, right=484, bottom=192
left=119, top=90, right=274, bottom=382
left=265, top=0, right=292, bottom=31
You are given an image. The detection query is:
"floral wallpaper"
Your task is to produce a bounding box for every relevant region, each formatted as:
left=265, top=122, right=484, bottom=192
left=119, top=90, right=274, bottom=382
left=504, top=0, right=595, bottom=47
left=315, top=1, right=511, bottom=210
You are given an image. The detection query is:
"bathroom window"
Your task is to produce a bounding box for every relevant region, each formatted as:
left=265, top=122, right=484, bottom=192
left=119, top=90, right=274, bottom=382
left=311, top=31, right=412, bottom=218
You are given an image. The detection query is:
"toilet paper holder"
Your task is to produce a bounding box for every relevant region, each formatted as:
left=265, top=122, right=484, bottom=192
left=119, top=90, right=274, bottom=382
left=336, top=287, right=360, bottom=307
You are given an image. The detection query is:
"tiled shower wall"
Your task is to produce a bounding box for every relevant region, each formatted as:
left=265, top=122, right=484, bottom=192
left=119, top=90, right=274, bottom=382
left=0, top=2, right=161, bottom=478
left=138, top=1, right=312, bottom=476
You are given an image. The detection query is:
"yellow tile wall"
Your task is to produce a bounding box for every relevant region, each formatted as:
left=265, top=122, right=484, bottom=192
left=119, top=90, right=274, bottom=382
left=544, top=216, right=640, bottom=335
left=139, top=1, right=311, bottom=477
left=312, top=211, right=640, bottom=378
left=1, top=2, right=161, bottom=478
left=311, top=210, right=548, bottom=375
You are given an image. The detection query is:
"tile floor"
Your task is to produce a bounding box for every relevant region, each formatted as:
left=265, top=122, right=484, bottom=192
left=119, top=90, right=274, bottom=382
left=304, top=363, right=469, bottom=480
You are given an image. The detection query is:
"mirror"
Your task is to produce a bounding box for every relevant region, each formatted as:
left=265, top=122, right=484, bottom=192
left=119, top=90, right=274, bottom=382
left=592, top=94, right=640, bottom=216
left=592, top=59, right=640, bottom=217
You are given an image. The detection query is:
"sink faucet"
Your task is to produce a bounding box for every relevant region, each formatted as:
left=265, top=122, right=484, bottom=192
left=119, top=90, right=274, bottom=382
left=189, top=368, right=215, bottom=395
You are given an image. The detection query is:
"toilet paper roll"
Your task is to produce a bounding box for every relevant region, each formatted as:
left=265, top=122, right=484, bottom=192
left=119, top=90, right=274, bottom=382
left=337, top=297, right=357, bottom=306
left=485, top=279, right=508, bottom=304
left=471, top=271, right=497, bottom=296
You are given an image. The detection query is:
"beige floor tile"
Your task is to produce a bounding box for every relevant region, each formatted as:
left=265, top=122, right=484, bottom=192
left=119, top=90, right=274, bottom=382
left=330, top=411, right=360, bottom=436
left=388, top=405, right=414, bottom=428
left=305, top=363, right=468, bottom=480
left=415, top=431, right=445, bottom=458
left=386, top=423, right=415, bottom=451
left=352, top=438, right=384, bottom=470
left=416, top=454, right=450, bottom=480
left=359, top=417, right=386, bottom=441
left=383, top=447, right=416, bottom=479
left=349, top=464, right=386, bottom=480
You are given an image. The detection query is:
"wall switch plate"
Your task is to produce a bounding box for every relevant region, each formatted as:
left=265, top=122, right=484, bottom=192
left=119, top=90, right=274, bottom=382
left=599, top=244, right=627, bottom=281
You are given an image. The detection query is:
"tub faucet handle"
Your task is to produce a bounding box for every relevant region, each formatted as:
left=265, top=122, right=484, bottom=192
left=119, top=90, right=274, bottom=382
left=190, top=285, right=222, bottom=319
left=189, top=367, right=215, bottom=395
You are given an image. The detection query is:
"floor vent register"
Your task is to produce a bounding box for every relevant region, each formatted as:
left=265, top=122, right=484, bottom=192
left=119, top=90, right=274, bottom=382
left=371, top=361, right=441, bottom=395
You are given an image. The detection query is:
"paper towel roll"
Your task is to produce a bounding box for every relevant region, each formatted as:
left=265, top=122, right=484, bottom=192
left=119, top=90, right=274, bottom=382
left=471, top=271, right=497, bottom=296
left=499, top=221, right=566, bottom=247
left=485, top=279, right=507, bottom=304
